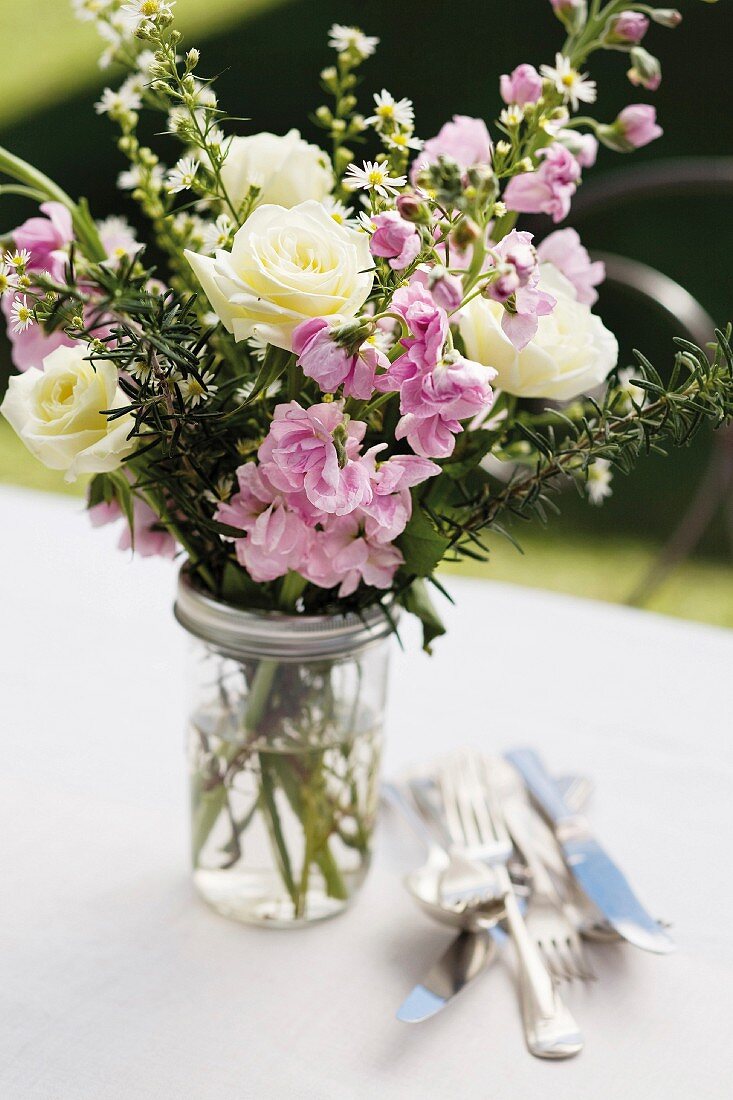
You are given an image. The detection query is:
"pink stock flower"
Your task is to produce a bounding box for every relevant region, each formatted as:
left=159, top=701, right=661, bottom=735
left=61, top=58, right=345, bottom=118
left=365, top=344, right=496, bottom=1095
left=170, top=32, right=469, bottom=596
left=425, top=266, right=464, bottom=313
left=360, top=452, right=440, bottom=542
left=215, top=462, right=315, bottom=582
left=292, top=318, right=386, bottom=399
left=369, top=212, right=421, bottom=270
left=411, top=115, right=492, bottom=183
left=500, top=64, right=543, bottom=106
left=3, top=201, right=77, bottom=370
left=259, top=401, right=374, bottom=516
left=394, top=281, right=449, bottom=370
left=550, top=0, right=584, bottom=12
left=503, top=143, right=582, bottom=223
left=617, top=104, right=663, bottom=148
left=483, top=230, right=557, bottom=350
left=89, top=496, right=177, bottom=559
left=305, top=515, right=404, bottom=597
left=610, top=12, right=649, bottom=43
left=485, top=230, right=538, bottom=304
left=13, top=201, right=74, bottom=279
left=502, top=284, right=557, bottom=350
left=558, top=129, right=599, bottom=169
left=397, top=353, right=497, bottom=458
left=537, top=228, right=605, bottom=306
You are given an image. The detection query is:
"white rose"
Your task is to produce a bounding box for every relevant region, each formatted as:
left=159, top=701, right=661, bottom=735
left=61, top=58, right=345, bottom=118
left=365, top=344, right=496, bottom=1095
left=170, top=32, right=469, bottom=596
left=460, top=264, right=618, bottom=402
left=186, top=201, right=374, bottom=351
left=220, top=130, right=334, bottom=210
left=0, top=343, right=136, bottom=482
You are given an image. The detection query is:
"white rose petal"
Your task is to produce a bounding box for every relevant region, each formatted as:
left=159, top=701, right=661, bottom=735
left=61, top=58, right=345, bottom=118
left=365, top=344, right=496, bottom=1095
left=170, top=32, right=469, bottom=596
left=220, top=130, right=334, bottom=211
left=186, top=200, right=375, bottom=351
left=460, top=264, right=618, bottom=402
left=0, top=343, right=136, bottom=482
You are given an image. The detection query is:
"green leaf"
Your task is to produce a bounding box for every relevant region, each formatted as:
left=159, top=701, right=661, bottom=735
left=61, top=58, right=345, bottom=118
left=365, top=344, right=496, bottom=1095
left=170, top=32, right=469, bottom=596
left=400, top=578, right=446, bottom=653
left=220, top=560, right=265, bottom=609
left=397, top=502, right=450, bottom=576
left=440, top=428, right=500, bottom=479
left=241, top=344, right=293, bottom=406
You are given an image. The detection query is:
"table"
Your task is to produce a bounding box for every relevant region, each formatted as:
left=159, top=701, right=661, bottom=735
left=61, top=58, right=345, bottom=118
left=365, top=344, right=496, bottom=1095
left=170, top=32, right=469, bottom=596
left=1, top=485, right=732, bottom=1100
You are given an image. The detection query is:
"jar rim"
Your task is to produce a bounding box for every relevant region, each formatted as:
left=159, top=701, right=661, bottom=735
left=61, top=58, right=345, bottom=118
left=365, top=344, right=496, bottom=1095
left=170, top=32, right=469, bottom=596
left=174, top=566, right=398, bottom=660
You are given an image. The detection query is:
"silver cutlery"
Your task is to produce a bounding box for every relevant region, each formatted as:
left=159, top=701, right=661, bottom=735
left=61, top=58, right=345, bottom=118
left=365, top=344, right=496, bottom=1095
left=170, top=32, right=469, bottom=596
left=396, top=930, right=497, bottom=1023
left=506, top=748, right=675, bottom=955
left=383, top=782, right=502, bottom=916
left=493, top=758, right=595, bottom=983
left=439, top=753, right=584, bottom=1060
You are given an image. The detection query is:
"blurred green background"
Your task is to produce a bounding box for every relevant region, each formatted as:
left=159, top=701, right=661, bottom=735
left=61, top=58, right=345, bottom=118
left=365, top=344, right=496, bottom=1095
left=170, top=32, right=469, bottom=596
left=1, top=0, right=732, bottom=624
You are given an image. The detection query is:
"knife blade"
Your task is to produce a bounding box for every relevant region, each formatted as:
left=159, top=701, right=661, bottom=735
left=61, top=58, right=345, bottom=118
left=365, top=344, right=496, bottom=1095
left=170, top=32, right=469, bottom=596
left=396, top=929, right=499, bottom=1023
left=506, top=747, right=675, bottom=955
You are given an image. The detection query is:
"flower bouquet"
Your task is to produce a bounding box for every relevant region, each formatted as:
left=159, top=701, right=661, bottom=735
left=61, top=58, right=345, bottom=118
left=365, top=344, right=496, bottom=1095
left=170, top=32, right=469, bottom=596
left=1, top=0, right=730, bottom=925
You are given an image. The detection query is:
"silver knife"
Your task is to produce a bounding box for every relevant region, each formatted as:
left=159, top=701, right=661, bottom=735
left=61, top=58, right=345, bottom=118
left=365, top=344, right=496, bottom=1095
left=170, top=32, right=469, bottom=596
left=397, top=929, right=499, bottom=1023
left=506, top=748, right=675, bottom=955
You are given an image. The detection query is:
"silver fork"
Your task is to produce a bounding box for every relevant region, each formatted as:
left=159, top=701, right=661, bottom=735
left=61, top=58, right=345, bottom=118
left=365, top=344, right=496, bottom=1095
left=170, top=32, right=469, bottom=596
left=494, top=758, right=595, bottom=983
left=439, top=752, right=583, bottom=1060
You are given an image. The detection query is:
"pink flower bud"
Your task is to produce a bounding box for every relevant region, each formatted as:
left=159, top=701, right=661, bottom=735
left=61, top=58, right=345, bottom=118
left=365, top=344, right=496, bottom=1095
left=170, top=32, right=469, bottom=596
left=369, top=212, right=421, bottom=271
left=617, top=104, right=663, bottom=148
left=500, top=64, right=543, bottom=107
left=609, top=11, right=649, bottom=44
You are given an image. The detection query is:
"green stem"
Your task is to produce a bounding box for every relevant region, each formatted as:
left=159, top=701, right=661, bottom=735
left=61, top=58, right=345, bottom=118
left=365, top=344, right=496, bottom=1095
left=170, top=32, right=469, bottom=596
left=0, top=145, right=106, bottom=263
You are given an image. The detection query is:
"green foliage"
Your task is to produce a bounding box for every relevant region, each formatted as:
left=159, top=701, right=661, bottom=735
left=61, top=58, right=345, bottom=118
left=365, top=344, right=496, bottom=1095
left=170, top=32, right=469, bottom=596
left=397, top=500, right=451, bottom=576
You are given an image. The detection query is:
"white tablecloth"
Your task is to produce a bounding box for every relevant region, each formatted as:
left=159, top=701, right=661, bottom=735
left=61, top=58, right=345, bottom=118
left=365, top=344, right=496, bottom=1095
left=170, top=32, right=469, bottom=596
left=1, top=485, right=732, bottom=1100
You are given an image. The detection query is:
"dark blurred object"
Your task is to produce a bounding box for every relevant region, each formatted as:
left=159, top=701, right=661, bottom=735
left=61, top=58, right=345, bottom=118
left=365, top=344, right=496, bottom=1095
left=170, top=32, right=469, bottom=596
left=577, top=159, right=733, bottom=602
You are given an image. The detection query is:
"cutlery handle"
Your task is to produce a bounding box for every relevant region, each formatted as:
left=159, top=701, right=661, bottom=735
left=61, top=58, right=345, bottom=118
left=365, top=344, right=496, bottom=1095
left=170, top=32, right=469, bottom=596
left=505, top=748, right=578, bottom=830
left=382, top=782, right=443, bottom=854
left=499, top=870, right=583, bottom=1059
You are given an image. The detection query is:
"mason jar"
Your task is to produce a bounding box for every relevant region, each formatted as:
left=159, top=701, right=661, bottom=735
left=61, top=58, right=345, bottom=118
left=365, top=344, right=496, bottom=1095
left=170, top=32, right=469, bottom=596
left=174, top=569, right=396, bottom=928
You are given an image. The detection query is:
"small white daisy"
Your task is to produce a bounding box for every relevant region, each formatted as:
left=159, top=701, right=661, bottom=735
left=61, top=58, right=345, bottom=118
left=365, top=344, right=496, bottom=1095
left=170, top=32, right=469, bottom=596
left=328, top=23, right=379, bottom=59
left=344, top=160, right=406, bottom=199
left=235, top=374, right=281, bottom=402
left=72, top=0, right=114, bottom=21
left=135, top=49, right=158, bottom=76
left=117, top=162, right=164, bottom=191
left=322, top=196, right=356, bottom=227
left=540, top=53, right=597, bottom=112
left=95, top=84, right=142, bottom=116
left=500, top=105, right=524, bottom=129
left=366, top=90, right=415, bottom=131
left=119, top=0, right=175, bottom=35
left=177, top=370, right=218, bottom=407
left=384, top=131, right=423, bottom=153
left=4, top=249, right=32, bottom=272
left=10, top=295, right=34, bottom=334
left=201, top=214, right=234, bottom=255
left=129, top=358, right=155, bottom=383
left=97, top=216, right=142, bottom=263
left=167, top=156, right=199, bottom=194
left=587, top=458, right=613, bottom=505
left=97, top=19, right=125, bottom=69
left=0, top=262, right=17, bottom=297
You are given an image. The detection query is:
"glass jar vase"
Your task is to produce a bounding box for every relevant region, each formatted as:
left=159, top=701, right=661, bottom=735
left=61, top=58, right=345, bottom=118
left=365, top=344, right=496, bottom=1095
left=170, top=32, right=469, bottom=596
left=175, top=570, right=395, bottom=928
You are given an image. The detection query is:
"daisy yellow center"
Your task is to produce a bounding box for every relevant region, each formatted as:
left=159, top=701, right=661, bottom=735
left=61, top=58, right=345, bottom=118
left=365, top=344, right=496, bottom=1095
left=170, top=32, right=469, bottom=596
left=561, top=71, right=578, bottom=87
left=368, top=168, right=386, bottom=186
left=391, top=134, right=407, bottom=147
left=0, top=275, right=9, bottom=292
left=330, top=212, right=344, bottom=224
left=377, top=104, right=395, bottom=118
left=141, top=1, right=159, bottom=15
left=16, top=306, right=31, bottom=322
